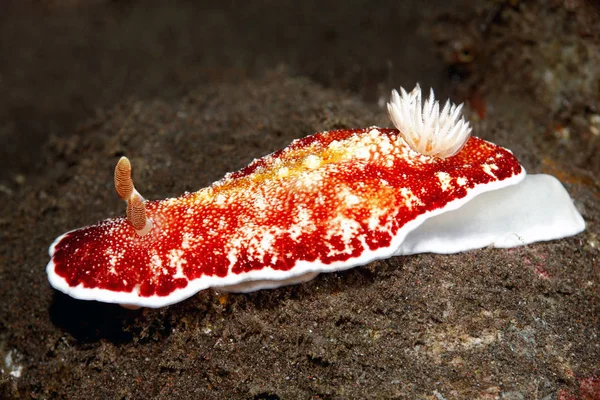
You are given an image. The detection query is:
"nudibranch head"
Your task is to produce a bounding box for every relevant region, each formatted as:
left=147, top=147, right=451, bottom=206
left=386, top=84, right=472, bottom=159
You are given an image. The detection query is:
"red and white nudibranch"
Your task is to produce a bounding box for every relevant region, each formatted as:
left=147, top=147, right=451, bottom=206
left=46, top=84, right=586, bottom=308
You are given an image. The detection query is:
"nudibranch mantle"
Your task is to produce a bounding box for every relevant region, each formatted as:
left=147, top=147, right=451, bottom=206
left=47, top=127, right=525, bottom=307
left=46, top=85, right=585, bottom=308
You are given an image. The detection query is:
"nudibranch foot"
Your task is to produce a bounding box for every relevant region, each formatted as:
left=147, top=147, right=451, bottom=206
left=217, top=271, right=321, bottom=293
left=396, top=174, right=586, bottom=255
left=120, top=303, right=142, bottom=310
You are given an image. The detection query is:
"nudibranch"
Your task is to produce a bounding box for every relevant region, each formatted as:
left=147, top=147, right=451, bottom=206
left=47, top=84, right=586, bottom=308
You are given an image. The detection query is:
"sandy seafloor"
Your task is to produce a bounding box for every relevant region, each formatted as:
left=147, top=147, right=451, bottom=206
left=0, top=1, right=599, bottom=399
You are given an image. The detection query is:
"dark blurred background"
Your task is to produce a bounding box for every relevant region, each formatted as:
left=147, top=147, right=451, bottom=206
left=0, top=0, right=459, bottom=185
left=2, top=0, right=598, bottom=193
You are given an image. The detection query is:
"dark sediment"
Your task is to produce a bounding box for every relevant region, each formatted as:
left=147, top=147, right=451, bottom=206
left=1, top=1, right=598, bottom=398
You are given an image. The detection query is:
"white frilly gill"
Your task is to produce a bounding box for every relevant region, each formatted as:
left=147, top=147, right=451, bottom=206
left=387, top=84, right=472, bottom=158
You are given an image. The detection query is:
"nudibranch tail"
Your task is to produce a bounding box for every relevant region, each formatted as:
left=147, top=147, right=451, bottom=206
left=386, top=84, right=472, bottom=159
left=114, top=156, right=152, bottom=236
